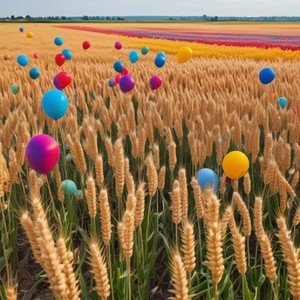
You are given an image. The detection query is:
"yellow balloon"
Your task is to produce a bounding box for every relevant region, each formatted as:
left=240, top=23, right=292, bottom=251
left=177, top=47, right=193, bottom=63
left=222, top=151, right=249, bottom=180
left=26, top=31, right=33, bottom=38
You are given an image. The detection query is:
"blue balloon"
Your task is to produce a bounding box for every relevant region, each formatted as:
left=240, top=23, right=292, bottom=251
left=61, top=180, right=77, bottom=196
left=62, top=49, right=72, bottom=60
left=11, top=84, right=19, bottom=95
left=278, top=97, right=287, bottom=108
left=19, top=27, right=24, bottom=32
left=197, top=168, right=219, bottom=193
left=17, top=54, right=29, bottom=67
left=157, top=52, right=166, bottom=57
left=129, top=50, right=139, bottom=63
left=54, top=37, right=64, bottom=46
left=154, top=55, right=166, bottom=68
left=66, top=153, right=72, bottom=161
left=113, top=61, right=124, bottom=73
left=75, top=190, right=83, bottom=200
left=259, top=68, right=275, bottom=84
left=141, top=46, right=149, bottom=55
left=42, top=90, right=68, bottom=120
left=29, top=67, right=40, bottom=80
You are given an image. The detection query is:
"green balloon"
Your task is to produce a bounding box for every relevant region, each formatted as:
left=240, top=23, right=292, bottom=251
left=11, top=84, right=19, bottom=95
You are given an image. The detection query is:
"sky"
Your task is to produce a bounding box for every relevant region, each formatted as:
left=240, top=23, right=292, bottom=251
left=0, top=0, right=300, bottom=17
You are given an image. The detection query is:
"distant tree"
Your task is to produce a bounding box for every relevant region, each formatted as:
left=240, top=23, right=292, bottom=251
left=62, top=16, right=66, bottom=20
left=25, top=15, right=31, bottom=20
left=10, top=15, right=15, bottom=20
left=82, top=15, right=89, bottom=20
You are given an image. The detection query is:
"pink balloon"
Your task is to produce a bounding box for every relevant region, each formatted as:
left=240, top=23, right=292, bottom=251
left=149, top=75, right=163, bottom=90
left=115, top=41, right=122, bottom=50
left=26, top=134, right=60, bottom=174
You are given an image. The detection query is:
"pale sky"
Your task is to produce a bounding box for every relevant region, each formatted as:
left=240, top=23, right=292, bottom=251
left=0, top=0, right=299, bottom=17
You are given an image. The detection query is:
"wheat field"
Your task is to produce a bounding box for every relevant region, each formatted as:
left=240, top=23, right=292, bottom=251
left=1, top=23, right=300, bottom=300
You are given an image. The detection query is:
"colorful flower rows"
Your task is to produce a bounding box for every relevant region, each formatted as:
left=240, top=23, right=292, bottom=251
left=57, top=25, right=300, bottom=51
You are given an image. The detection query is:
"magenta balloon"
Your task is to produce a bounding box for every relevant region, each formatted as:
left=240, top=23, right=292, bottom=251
left=119, top=75, right=135, bottom=93
left=26, top=134, right=60, bottom=174
left=149, top=75, right=163, bottom=90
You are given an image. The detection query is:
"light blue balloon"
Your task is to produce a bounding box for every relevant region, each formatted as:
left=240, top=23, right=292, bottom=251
left=29, top=67, right=40, bottom=80
left=11, top=84, right=19, bottom=95
left=17, top=54, right=29, bottom=67
left=66, top=153, right=72, bottom=161
left=278, top=97, right=287, bottom=108
left=129, top=50, right=139, bottom=63
left=61, top=180, right=77, bottom=196
left=62, top=49, right=72, bottom=60
left=42, top=90, right=68, bottom=120
left=54, top=37, right=64, bottom=46
left=197, top=168, right=219, bottom=193
left=141, top=46, right=149, bottom=55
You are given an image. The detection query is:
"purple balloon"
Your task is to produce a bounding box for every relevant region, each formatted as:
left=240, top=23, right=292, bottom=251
left=149, top=75, right=163, bottom=90
left=108, top=78, right=116, bottom=88
left=53, top=74, right=63, bottom=90
left=119, top=75, right=135, bottom=93
left=25, top=134, right=60, bottom=174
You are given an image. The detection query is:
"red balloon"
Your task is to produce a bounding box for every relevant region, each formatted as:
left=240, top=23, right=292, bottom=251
left=26, top=134, right=60, bottom=174
left=121, top=67, right=129, bottom=76
left=82, top=40, right=91, bottom=50
left=55, top=53, right=65, bottom=66
left=57, top=71, right=72, bottom=88
left=33, top=53, right=39, bottom=59
left=115, top=74, right=122, bottom=84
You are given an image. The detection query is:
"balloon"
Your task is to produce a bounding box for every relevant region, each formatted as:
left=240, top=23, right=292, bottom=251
left=54, top=37, right=64, bottom=46
left=25, top=134, right=60, bottom=174
left=61, top=180, right=77, bottom=196
left=82, top=40, right=91, bottom=50
left=66, top=153, right=72, bottom=161
left=278, top=97, right=287, bottom=108
left=141, top=46, right=149, bottom=55
left=149, top=75, right=163, bottom=90
left=56, top=71, right=72, bottom=88
left=115, top=41, right=122, bottom=50
left=53, top=75, right=64, bottom=90
left=29, top=68, right=40, bottom=80
left=114, top=61, right=124, bottom=73
left=129, top=50, right=139, bottom=63
left=119, top=75, right=135, bottom=93
left=108, top=78, right=117, bottom=88
left=11, top=84, right=19, bottom=95
left=62, top=49, right=72, bottom=60
left=177, top=47, right=193, bottom=63
left=64, top=142, right=69, bottom=150
left=197, top=168, right=219, bottom=193
left=121, top=67, right=129, bottom=75
left=33, top=53, right=39, bottom=59
left=55, top=53, right=65, bottom=66
left=222, top=151, right=249, bottom=180
left=26, top=32, right=33, bottom=38
left=154, top=54, right=166, bottom=68
left=157, top=52, right=166, bottom=57
left=17, top=54, right=29, bottom=67
left=19, top=27, right=24, bottom=32
left=259, top=68, right=275, bottom=84
left=42, top=90, right=69, bottom=120
left=115, top=74, right=122, bottom=84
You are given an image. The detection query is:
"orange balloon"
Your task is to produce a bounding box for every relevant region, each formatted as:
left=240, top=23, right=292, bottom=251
left=222, top=151, right=249, bottom=180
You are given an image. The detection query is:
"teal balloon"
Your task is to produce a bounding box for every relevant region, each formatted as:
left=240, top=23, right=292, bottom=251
left=141, top=46, right=149, bottom=55
left=62, top=49, right=72, bottom=60
left=278, top=97, right=287, bottom=108
left=61, top=180, right=77, bottom=196
left=29, top=67, right=40, bottom=80
left=197, top=168, right=219, bottom=193
left=11, top=84, right=19, bottom=95
left=42, top=90, right=68, bottom=120
left=17, top=54, right=29, bottom=67
left=129, top=50, right=139, bottom=63
left=66, top=153, right=72, bottom=161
